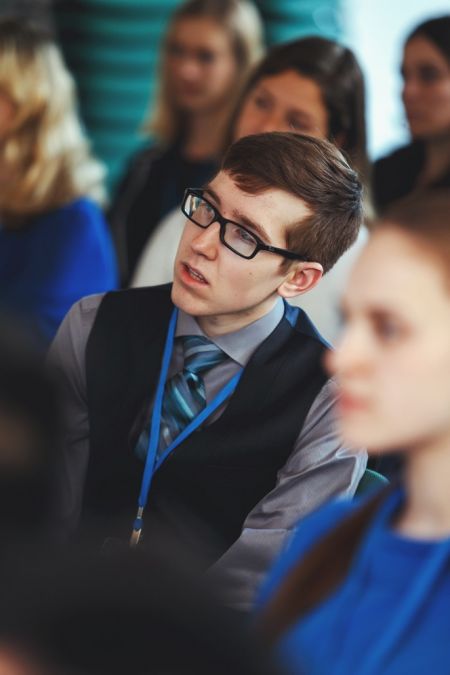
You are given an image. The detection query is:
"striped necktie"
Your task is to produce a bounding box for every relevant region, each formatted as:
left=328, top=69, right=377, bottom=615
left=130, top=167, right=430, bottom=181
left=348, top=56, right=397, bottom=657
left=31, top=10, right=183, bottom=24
left=134, top=335, right=228, bottom=461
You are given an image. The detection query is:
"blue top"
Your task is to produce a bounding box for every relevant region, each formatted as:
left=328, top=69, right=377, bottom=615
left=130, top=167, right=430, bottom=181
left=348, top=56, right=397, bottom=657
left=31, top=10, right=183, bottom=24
left=0, top=197, right=118, bottom=346
left=258, top=489, right=450, bottom=675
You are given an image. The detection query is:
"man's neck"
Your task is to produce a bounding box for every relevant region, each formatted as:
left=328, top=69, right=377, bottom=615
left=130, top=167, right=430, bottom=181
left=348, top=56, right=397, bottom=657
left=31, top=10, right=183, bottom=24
left=196, top=297, right=281, bottom=338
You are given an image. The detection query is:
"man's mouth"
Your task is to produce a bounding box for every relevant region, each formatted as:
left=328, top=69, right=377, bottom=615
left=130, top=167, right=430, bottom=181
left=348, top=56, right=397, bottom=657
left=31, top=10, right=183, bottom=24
left=183, top=263, right=208, bottom=284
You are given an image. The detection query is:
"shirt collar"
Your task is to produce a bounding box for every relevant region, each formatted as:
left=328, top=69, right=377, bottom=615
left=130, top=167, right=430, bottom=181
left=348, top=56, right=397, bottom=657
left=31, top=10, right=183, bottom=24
left=175, top=297, right=285, bottom=367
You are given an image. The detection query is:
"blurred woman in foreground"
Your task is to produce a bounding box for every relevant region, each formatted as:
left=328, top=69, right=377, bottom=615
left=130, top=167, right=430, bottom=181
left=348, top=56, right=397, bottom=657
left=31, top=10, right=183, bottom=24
left=0, top=19, right=117, bottom=347
left=257, top=191, right=450, bottom=675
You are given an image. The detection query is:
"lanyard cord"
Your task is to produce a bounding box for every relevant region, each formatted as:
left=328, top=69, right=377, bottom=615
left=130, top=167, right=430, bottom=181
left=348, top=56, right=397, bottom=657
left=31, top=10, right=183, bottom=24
left=130, top=307, right=242, bottom=544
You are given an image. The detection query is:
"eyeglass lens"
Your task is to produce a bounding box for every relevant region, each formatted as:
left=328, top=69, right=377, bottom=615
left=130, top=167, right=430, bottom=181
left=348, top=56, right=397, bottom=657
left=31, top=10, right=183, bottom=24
left=184, top=192, right=258, bottom=258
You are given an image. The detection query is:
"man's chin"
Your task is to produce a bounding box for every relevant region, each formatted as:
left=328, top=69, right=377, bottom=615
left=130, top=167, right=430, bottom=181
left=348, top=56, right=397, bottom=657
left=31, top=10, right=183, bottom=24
left=170, top=281, right=183, bottom=310
left=171, top=281, right=204, bottom=316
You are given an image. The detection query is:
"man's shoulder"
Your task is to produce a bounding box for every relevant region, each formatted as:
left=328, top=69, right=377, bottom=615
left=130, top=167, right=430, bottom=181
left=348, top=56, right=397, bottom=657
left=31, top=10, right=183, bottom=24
left=86, top=284, right=174, bottom=352
left=57, top=292, right=105, bottom=343
left=97, top=284, right=173, bottom=312
left=59, top=284, right=171, bottom=352
left=67, top=286, right=171, bottom=328
left=284, top=301, right=331, bottom=350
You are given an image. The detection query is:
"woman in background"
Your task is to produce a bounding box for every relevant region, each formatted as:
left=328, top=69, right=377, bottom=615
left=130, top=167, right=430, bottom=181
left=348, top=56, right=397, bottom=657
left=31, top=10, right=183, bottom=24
left=374, top=15, right=450, bottom=212
left=0, top=19, right=117, bottom=348
left=258, top=191, right=450, bottom=675
left=133, top=36, right=370, bottom=344
left=110, top=0, right=263, bottom=283
left=230, top=36, right=369, bottom=182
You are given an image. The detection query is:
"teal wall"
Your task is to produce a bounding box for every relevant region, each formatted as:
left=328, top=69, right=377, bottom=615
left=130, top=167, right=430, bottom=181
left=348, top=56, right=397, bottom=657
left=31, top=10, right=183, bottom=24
left=258, top=0, right=342, bottom=43
left=54, top=0, right=342, bottom=193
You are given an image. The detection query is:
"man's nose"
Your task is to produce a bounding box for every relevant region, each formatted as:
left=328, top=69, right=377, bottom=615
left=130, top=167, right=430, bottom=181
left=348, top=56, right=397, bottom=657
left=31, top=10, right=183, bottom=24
left=190, top=221, right=220, bottom=258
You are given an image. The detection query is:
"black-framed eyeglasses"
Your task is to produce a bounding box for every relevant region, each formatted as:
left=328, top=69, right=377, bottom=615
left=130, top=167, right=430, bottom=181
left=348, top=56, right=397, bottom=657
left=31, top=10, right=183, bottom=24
left=181, top=188, right=307, bottom=261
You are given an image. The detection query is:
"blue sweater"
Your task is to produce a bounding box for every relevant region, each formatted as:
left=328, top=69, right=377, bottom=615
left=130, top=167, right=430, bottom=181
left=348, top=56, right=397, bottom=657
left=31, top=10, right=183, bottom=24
left=0, top=198, right=118, bottom=346
left=258, top=489, right=450, bottom=675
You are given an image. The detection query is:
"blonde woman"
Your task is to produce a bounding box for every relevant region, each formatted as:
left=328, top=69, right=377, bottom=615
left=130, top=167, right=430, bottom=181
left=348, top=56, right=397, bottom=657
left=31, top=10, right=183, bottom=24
left=110, top=0, right=264, bottom=283
left=0, top=19, right=118, bottom=347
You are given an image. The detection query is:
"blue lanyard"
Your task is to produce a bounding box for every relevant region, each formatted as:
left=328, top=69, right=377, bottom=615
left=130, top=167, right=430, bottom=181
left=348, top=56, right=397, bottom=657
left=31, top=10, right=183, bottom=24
left=130, top=307, right=243, bottom=545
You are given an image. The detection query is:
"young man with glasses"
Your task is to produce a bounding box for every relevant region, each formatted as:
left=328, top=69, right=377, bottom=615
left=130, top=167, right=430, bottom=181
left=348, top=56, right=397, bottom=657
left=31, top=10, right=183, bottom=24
left=49, top=132, right=366, bottom=610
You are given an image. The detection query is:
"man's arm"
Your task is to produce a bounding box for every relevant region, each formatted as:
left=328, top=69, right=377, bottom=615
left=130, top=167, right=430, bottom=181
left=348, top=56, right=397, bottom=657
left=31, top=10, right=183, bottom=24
left=47, top=294, right=103, bottom=535
left=208, top=379, right=367, bottom=611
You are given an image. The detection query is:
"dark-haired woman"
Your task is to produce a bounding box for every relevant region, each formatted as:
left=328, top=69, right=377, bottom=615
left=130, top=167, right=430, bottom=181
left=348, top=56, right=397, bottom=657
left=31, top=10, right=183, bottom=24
left=374, top=15, right=450, bottom=212
left=257, top=192, right=450, bottom=675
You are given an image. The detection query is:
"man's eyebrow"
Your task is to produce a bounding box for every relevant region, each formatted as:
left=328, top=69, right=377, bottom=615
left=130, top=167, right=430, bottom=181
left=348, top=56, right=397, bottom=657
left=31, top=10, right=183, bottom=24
left=203, top=186, right=271, bottom=242
left=203, top=186, right=221, bottom=205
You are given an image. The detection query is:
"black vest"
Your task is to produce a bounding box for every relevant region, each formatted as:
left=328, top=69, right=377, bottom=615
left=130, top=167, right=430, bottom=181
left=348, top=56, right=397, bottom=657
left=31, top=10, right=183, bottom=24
left=85, top=285, right=329, bottom=561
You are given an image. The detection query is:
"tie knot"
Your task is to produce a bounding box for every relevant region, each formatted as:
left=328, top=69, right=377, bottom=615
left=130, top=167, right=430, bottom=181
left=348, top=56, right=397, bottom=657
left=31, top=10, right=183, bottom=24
left=182, top=335, right=228, bottom=375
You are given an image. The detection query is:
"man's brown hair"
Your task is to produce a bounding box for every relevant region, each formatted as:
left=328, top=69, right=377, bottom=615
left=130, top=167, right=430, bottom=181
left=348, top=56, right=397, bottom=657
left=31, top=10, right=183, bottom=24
left=221, top=132, right=363, bottom=273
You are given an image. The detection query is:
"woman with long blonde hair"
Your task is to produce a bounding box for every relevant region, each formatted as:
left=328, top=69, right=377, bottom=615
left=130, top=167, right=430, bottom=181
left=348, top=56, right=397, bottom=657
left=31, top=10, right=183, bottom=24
left=0, top=19, right=118, bottom=346
left=109, top=0, right=264, bottom=284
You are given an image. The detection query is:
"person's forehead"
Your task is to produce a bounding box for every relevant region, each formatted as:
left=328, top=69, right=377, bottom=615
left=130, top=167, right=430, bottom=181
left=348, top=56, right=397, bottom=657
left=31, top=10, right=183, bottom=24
left=256, top=70, right=324, bottom=104
left=403, top=35, right=449, bottom=68
left=170, top=16, right=231, bottom=48
left=207, top=170, right=310, bottom=224
left=344, top=228, right=447, bottom=312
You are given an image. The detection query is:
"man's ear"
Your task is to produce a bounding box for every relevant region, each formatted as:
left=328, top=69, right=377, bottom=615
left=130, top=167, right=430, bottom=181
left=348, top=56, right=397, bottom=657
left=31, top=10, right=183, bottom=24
left=277, top=262, right=323, bottom=299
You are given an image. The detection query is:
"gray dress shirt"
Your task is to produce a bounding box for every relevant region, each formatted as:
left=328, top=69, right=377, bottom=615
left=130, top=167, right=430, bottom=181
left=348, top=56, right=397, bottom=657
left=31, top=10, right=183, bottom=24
left=48, top=293, right=366, bottom=611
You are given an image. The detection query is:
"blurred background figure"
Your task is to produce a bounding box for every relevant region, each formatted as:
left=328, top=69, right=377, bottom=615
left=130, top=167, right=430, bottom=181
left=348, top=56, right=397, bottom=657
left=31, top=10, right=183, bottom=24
left=133, top=36, right=370, bottom=344
left=0, top=19, right=118, bottom=349
left=373, top=15, right=450, bottom=212
left=257, top=191, right=450, bottom=675
left=0, top=545, right=280, bottom=675
left=110, top=0, right=264, bottom=284
left=230, top=36, right=369, bottom=182
left=0, top=320, right=61, bottom=546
